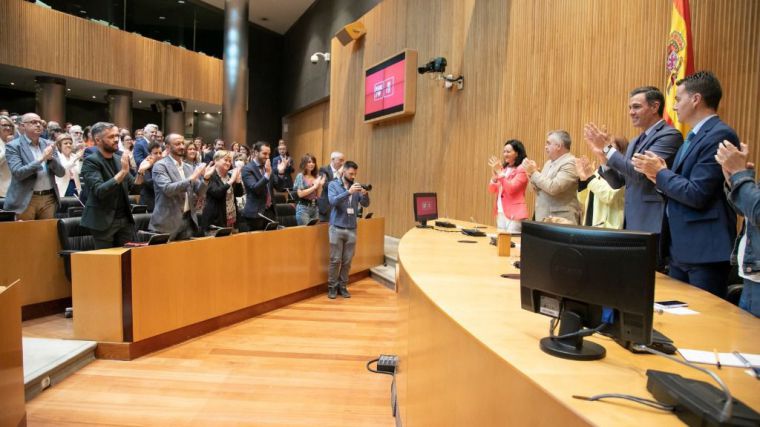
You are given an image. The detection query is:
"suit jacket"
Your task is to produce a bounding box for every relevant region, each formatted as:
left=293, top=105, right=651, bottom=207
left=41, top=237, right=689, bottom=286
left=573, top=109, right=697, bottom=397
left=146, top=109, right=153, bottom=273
left=271, top=155, right=294, bottom=190
left=317, top=165, right=337, bottom=217
left=200, top=170, right=244, bottom=230
left=3, top=135, right=65, bottom=213
left=149, top=156, right=207, bottom=234
left=600, top=120, right=682, bottom=233
left=80, top=151, right=137, bottom=232
left=530, top=152, right=581, bottom=224
left=139, top=168, right=156, bottom=212
left=488, top=164, right=529, bottom=220
left=241, top=160, right=284, bottom=219
left=655, top=116, right=739, bottom=264
left=133, top=137, right=150, bottom=166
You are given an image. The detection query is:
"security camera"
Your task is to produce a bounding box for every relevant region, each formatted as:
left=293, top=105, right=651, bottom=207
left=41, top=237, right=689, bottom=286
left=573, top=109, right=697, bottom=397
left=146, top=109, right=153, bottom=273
left=418, top=57, right=447, bottom=74
left=310, top=52, right=330, bottom=64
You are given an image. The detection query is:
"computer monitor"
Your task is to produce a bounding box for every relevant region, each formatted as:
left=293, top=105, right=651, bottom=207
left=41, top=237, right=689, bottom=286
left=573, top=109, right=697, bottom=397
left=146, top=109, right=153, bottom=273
left=412, top=192, right=438, bottom=228
left=519, top=221, right=657, bottom=361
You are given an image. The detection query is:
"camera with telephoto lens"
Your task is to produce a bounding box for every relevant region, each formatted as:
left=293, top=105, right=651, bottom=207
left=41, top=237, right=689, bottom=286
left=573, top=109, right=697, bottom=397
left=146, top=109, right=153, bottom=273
left=360, top=184, right=372, bottom=191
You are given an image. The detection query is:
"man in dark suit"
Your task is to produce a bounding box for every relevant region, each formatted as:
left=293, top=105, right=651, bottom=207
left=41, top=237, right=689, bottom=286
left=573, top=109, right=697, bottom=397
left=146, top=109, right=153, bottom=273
left=633, top=71, right=739, bottom=297
left=80, top=122, right=153, bottom=249
left=132, top=123, right=158, bottom=166
left=202, top=139, right=225, bottom=163
left=241, top=141, right=287, bottom=231
left=271, top=139, right=294, bottom=191
left=317, top=151, right=344, bottom=222
left=585, top=86, right=683, bottom=234
left=139, top=142, right=163, bottom=212
left=3, top=113, right=65, bottom=219
left=149, top=133, right=213, bottom=240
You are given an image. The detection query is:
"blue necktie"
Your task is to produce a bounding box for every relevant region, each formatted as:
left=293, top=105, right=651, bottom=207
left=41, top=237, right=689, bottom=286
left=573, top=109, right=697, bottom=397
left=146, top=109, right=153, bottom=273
left=674, top=131, right=696, bottom=165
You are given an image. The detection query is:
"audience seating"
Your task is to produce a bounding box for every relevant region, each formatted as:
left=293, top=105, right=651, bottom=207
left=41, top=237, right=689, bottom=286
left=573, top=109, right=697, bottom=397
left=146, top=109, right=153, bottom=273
left=273, top=192, right=287, bottom=204
left=57, top=217, right=95, bottom=281
left=274, top=203, right=297, bottom=227
left=57, top=196, right=83, bottom=218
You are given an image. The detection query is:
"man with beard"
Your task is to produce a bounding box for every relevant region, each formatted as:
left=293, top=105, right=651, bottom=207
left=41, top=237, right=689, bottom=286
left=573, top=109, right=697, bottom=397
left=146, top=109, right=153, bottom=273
left=326, top=160, right=370, bottom=299
left=80, top=122, right=154, bottom=248
left=149, top=133, right=214, bottom=240
left=241, top=141, right=288, bottom=231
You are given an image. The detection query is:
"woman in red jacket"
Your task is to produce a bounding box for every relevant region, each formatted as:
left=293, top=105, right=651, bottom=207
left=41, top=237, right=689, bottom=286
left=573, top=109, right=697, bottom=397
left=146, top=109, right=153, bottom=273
left=488, top=139, right=529, bottom=232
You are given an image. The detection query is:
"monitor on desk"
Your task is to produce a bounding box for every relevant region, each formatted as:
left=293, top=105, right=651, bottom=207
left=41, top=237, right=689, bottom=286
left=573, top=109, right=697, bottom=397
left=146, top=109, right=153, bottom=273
left=413, top=192, right=438, bottom=228
left=519, top=221, right=657, bottom=361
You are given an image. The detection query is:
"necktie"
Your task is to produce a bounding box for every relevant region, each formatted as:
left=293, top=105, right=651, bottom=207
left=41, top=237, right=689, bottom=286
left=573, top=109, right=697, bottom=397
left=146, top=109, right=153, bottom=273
left=261, top=166, right=272, bottom=208
left=674, top=131, right=696, bottom=165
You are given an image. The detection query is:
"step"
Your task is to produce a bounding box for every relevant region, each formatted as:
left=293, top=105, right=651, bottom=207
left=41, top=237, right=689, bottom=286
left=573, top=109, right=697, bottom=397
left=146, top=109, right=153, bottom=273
left=384, top=235, right=399, bottom=261
left=23, top=337, right=97, bottom=401
left=370, top=264, right=396, bottom=291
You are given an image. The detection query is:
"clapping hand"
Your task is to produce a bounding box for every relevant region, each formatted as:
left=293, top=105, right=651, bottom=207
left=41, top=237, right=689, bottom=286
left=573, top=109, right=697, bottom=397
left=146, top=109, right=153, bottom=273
left=42, top=145, right=55, bottom=161
left=522, top=158, right=537, bottom=176
left=120, top=151, right=132, bottom=172
left=203, top=161, right=216, bottom=180
left=137, top=155, right=155, bottom=174
left=583, top=123, right=612, bottom=152
left=264, top=159, right=272, bottom=176
left=277, top=157, right=288, bottom=174
left=229, top=166, right=242, bottom=183
left=632, top=151, right=666, bottom=183
left=715, top=141, right=750, bottom=183
left=488, top=156, right=503, bottom=177
left=575, top=156, right=596, bottom=181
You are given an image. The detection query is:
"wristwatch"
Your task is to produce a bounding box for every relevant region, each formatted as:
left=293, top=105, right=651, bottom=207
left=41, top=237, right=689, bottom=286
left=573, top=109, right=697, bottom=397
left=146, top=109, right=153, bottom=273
left=602, top=144, right=613, bottom=155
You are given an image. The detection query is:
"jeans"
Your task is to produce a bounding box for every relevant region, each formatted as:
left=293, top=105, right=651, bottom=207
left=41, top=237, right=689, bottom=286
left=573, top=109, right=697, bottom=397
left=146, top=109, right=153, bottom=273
left=296, top=203, right=318, bottom=225
left=328, top=225, right=356, bottom=289
left=741, top=278, right=760, bottom=317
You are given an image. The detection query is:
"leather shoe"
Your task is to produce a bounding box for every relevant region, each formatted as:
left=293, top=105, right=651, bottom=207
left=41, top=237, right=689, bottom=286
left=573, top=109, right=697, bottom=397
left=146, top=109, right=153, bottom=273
left=338, top=286, right=351, bottom=298
left=328, top=287, right=337, bottom=299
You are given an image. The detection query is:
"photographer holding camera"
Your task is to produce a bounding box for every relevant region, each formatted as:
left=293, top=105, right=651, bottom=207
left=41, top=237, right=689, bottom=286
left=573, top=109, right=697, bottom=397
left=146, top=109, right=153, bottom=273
left=326, top=160, right=370, bottom=299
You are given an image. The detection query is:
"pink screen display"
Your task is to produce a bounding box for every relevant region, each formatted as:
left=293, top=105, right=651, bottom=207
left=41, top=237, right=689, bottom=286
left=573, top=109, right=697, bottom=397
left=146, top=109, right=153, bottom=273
left=415, top=196, right=437, bottom=217
left=365, top=59, right=406, bottom=117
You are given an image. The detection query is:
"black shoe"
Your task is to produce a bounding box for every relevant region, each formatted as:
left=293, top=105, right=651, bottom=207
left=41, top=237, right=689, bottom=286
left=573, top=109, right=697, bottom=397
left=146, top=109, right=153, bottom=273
left=328, top=287, right=337, bottom=299
left=339, top=286, right=351, bottom=298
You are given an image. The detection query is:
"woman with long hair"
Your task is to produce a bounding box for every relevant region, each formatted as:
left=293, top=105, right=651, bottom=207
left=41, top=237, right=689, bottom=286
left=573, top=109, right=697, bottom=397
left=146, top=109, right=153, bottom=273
left=293, top=153, right=326, bottom=225
left=487, top=139, right=529, bottom=233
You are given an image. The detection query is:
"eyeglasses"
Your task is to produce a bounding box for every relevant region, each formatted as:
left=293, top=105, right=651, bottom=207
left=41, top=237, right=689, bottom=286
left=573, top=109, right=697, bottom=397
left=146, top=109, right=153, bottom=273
left=22, top=119, right=43, bottom=126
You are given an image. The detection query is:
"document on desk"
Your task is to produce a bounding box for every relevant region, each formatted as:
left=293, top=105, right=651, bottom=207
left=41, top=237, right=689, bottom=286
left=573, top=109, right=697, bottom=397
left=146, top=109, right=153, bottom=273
left=654, top=305, right=700, bottom=315
left=679, top=349, right=760, bottom=368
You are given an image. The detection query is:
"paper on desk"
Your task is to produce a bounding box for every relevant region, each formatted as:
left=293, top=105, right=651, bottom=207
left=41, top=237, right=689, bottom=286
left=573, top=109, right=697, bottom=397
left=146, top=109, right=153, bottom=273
left=679, top=349, right=760, bottom=368
left=655, top=306, right=700, bottom=315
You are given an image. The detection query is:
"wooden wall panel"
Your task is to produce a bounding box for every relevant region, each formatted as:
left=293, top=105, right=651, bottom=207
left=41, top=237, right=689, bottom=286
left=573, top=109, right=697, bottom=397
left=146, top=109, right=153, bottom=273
left=283, top=101, right=330, bottom=168
left=0, top=0, right=222, bottom=105
left=317, top=0, right=759, bottom=237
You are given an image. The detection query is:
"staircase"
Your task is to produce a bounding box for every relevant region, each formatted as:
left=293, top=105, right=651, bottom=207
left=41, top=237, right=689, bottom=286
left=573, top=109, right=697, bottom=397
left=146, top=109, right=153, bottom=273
left=23, top=337, right=97, bottom=401
left=370, top=235, right=399, bottom=290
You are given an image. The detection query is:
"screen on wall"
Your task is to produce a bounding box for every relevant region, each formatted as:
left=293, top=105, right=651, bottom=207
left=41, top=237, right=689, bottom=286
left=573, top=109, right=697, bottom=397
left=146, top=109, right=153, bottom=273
left=364, top=49, right=417, bottom=124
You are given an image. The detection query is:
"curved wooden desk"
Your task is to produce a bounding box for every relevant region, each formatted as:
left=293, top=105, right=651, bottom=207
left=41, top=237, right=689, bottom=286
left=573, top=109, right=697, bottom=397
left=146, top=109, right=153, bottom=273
left=396, top=221, right=760, bottom=426
left=72, top=219, right=384, bottom=360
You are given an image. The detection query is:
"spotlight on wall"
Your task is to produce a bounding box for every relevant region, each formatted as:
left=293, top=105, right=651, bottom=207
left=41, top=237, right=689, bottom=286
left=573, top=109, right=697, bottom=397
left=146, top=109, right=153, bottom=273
left=310, top=52, right=331, bottom=64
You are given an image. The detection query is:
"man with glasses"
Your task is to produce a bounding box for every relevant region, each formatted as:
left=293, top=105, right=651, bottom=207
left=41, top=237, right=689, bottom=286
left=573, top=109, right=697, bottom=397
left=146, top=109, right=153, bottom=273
left=3, top=113, right=65, bottom=220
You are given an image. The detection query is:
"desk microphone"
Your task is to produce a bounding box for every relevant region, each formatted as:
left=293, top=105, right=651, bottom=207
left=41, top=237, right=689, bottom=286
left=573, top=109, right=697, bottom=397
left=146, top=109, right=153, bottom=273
left=258, top=212, right=283, bottom=230
left=469, top=216, right=487, bottom=229
left=73, top=193, right=85, bottom=207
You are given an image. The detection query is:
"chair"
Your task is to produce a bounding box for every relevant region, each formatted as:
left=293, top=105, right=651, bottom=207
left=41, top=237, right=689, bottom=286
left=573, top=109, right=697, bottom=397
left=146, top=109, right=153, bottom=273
left=132, top=212, right=152, bottom=233
left=726, top=264, right=744, bottom=307
left=273, top=191, right=287, bottom=204
left=57, top=217, right=96, bottom=282
left=57, top=196, right=83, bottom=218
left=274, top=203, right=298, bottom=227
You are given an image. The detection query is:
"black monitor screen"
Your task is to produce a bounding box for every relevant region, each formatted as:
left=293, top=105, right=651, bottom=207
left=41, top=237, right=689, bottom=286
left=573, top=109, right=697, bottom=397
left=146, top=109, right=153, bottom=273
left=413, top=192, right=438, bottom=226
left=519, top=221, right=657, bottom=360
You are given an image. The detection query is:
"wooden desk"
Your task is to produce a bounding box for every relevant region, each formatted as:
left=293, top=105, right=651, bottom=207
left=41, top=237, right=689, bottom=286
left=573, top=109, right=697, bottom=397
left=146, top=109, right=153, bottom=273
left=396, top=221, right=760, bottom=426
left=72, top=219, right=384, bottom=360
left=0, top=220, right=70, bottom=318
left=0, top=282, right=26, bottom=427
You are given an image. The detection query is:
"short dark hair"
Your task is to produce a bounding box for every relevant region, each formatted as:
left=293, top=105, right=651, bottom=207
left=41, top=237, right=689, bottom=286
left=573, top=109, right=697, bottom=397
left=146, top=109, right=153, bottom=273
left=252, top=141, right=270, bottom=153
left=344, top=160, right=359, bottom=170
left=503, top=139, right=527, bottom=167
left=629, top=86, right=665, bottom=116
left=147, top=141, right=161, bottom=152
left=676, top=71, right=722, bottom=110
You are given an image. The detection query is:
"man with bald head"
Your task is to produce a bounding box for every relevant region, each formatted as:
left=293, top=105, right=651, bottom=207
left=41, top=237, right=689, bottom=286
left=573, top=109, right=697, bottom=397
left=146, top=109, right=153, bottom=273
left=3, top=113, right=66, bottom=219
left=150, top=133, right=214, bottom=240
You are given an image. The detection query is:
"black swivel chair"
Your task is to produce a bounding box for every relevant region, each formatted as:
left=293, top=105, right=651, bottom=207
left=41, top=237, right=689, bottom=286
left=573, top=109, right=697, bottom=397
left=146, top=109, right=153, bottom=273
left=57, top=217, right=96, bottom=282
left=57, top=196, right=83, bottom=218
left=274, top=203, right=298, bottom=227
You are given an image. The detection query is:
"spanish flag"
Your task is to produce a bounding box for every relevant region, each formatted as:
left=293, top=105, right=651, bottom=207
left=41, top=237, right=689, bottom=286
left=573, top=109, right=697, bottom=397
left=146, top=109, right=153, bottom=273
left=664, top=0, right=694, bottom=136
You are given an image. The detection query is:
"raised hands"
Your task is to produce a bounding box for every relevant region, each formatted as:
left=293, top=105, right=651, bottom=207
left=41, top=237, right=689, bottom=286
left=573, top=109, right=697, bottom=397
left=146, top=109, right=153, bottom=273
left=488, top=155, right=503, bottom=177
left=522, top=158, right=538, bottom=176
left=575, top=156, right=595, bottom=181
left=137, top=154, right=156, bottom=174
left=42, top=144, right=55, bottom=161
left=715, top=141, right=751, bottom=183
left=203, top=161, right=216, bottom=180
left=264, top=159, right=272, bottom=176
left=583, top=122, right=613, bottom=152
left=632, top=151, right=666, bottom=183
left=120, top=150, right=132, bottom=172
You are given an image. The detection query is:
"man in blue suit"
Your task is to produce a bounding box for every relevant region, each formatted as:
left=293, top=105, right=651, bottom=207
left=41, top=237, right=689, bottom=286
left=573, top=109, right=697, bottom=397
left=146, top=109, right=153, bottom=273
left=585, top=86, right=683, bottom=234
left=241, top=141, right=287, bottom=231
left=3, top=113, right=65, bottom=219
left=132, top=124, right=158, bottom=166
left=633, top=71, right=739, bottom=297
left=149, top=133, right=213, bottom=240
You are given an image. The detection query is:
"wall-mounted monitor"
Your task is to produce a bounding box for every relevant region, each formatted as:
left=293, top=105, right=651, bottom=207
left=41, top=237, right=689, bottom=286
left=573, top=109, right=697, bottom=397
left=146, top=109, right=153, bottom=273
left=364, top=49, right=417, bottom=124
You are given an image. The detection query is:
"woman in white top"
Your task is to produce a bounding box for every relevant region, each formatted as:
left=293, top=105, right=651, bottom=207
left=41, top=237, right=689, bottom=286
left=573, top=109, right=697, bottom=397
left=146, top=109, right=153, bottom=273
left=54, top=133, right=82, bottom=197
left=0, top=115, right=15, bottom=197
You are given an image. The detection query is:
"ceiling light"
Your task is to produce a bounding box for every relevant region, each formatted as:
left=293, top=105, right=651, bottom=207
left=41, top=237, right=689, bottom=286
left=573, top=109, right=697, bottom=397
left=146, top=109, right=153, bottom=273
left=91, top=95, right=97, bottom=99
left=138, top=100, right=143, bottom=103
left=9, top=82, right=15, bottom=86
left=159, top=16, right=166, bottom=20
left=218, top=111, right=221, bottom=114
left=67, top=88, right=71, bottom=91
left=194, top=110, right=198, bottom=113
left=178, top=0, right=185, bottom=3
left=80, top=10, right=87, bottom=14
left=202, top=111, right=206, bottom=114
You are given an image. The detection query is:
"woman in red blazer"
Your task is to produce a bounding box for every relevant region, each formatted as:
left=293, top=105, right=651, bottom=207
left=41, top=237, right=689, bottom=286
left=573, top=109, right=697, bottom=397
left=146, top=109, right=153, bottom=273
left=488, top=140, right=529, bottom=232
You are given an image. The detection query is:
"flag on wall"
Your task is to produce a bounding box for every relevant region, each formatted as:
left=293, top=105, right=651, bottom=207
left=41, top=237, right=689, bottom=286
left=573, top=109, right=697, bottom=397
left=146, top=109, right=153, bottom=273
left=664, top=0, right=694, bottom=136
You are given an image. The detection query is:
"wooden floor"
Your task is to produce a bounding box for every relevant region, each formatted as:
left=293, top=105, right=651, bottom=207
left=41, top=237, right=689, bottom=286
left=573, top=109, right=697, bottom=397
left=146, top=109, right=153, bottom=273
left=25, top=279, right=398, bottom=427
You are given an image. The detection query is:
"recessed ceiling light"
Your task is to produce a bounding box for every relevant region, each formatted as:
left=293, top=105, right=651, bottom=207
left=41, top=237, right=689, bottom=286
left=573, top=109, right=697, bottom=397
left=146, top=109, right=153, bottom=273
left=194, top=110, right=198, bottom=113
left=67, top=88, right=71, bottom=91
left=80, top=10, right=87, bottom=14
left=159, top=16, right=166, bottom=20
left=138, top=100, right=143, bottom=103
left=91, top=95, right=97, bottom=99
left=178, top=0, right=185, bottom=3
left=9, top=82, right=15, bottom=86
left=202, top=111, right=206, bottom=114
left=218, top=111, right=221, bottom=114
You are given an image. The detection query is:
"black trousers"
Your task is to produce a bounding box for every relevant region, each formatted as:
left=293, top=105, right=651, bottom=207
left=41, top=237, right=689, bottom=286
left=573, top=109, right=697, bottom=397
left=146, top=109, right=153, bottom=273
left=246, top=207, right=276, bottom=231
left=92, top=217, right=135, bottom=249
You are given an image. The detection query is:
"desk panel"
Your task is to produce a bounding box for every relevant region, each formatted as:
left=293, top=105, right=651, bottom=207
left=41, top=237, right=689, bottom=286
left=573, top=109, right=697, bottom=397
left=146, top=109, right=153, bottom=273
left=0, top=282, right=26, bottom=427
left=396, top=220, right=760, bottom=426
